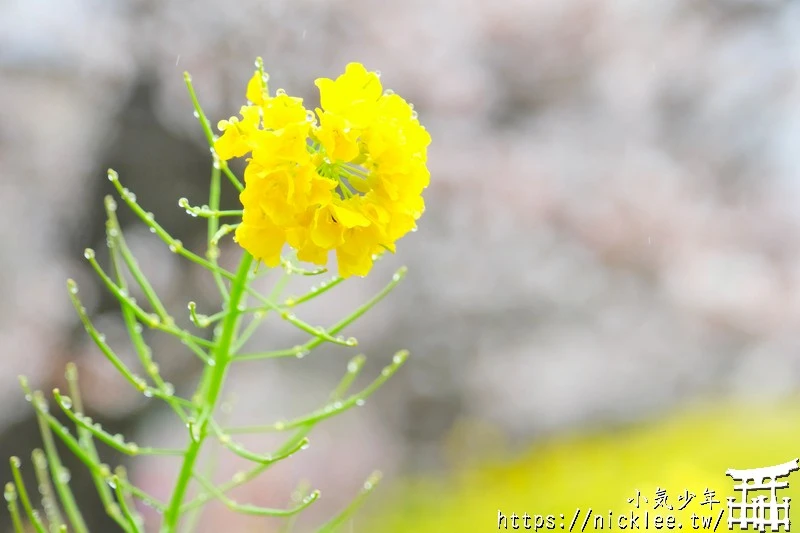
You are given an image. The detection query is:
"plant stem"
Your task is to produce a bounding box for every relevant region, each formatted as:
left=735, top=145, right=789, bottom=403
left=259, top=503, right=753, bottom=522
left=160, top=252, right=254, bottom=532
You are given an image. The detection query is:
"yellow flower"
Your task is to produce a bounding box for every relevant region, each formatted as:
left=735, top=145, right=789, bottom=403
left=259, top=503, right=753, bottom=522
left=310, top=200, right=371, bottom=249
left=221, top=60, right=431, bottom=277
left=315, top=63, right=382, bottom=127
left=314, top=110, right=361, bottom=162
left=250, top=122, right=312, bottom=168
left=246, top=70, right=268, bottom=105
left=336, top=224, right=385, bottom=278
left=214, top=105, right=261, bottom=160
left=261, top=92, right=309, bottom=131
left=286, top=222, right=330, bottom=266
left=233, top=204, right=285, bottom=267
left=241, top=166, right=298, bottom=227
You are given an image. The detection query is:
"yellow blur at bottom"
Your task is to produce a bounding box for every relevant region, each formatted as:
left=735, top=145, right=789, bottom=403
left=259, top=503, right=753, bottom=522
left=364, top=398, right=800, bottom=533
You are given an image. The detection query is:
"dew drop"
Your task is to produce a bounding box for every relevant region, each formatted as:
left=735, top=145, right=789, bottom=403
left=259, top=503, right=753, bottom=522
left=142, top=389, right=154, bottom=398
left=193, top=110, right=200, bottom=118
left=58, top=468, right=71, bottom=483
left=333, top=401, right=343, bottom=409
left=149, top=227, right=156, bottom=234
left=36, top=398, right=49, bottom=413
left=346, top=337, right=357, bottom=346
left=392, top=273, right=401, bottom=282
left=232, top=471, right=247, bottom=483
left=163, top=382, right=175, bottom=396
left=347, top=361, right=359, bottom=373
left=83, top=248, right=95, bottom=260
left=59, top=396, right=73, bottom=409
left=393, top=352, right=406, bottom=364
left=145, top=212, right=155, bottom=222
left=355, top=399, right=366, bottom=407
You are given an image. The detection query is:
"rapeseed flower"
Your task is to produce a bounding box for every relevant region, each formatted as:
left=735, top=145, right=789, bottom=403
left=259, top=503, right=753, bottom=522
left=214, top=61, right=431, bottom=277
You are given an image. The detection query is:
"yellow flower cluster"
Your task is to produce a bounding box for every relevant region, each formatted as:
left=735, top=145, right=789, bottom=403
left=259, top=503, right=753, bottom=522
left=214, top=62, right=431, bottom=278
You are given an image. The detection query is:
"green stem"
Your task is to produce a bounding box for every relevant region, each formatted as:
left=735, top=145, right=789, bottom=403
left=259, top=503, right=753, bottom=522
left=160, top=252, right=253, bottom=532
left=205, top=165, right=229, bottom=299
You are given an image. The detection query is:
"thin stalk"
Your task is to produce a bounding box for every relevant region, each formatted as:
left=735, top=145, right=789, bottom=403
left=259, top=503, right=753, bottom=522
left=183, top=73, right=243, bottom=192
left=160, top=252, right=253, bottom=532
left=31, top=448, right=64, bottom=529
left=6, top=483, right=25, bottom=533
left=10, top=457, right=46, bottom=533
left=204, top=165, right=229, bottom=298
left=32, top=392, right=89, bottom=533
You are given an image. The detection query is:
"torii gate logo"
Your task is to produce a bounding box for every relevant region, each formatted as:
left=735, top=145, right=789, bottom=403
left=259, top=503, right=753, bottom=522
left=727, top=459, right=799, bottom=532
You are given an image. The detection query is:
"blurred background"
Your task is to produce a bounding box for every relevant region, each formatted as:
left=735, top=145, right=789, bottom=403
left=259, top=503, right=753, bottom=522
left=4, top=0, right=800, bottom=531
